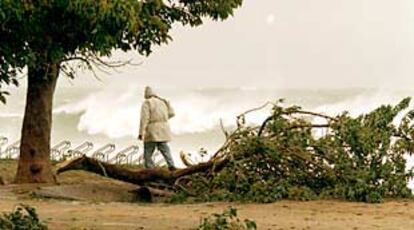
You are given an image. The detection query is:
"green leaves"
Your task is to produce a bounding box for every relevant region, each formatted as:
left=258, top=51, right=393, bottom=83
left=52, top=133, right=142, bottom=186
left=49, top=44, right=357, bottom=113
left=0, top=204, right=48, bottom=230
left=196, top=207, right=257, bottom=230
left=180, top=0, right=243, bottom=21
left=177, top=98, right=414, bottom=204
left=0, top=0, right=243, bottom=102
left=0, top=0, right=243, bottom=60
left=0, top=62, right=19, bottom=104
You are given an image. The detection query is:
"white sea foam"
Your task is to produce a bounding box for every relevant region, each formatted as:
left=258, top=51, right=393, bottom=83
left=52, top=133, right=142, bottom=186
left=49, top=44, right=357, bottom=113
left=0, top=113, right=22, bottom=118
left=313, top=90, right=407, bottom=117
left=3, top=88, right=414, bottom=140
left=53, top=87, right=273, bottom=138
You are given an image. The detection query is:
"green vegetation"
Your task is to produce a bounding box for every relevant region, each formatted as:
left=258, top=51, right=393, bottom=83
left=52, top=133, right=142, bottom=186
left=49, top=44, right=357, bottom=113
left=0, top=0, right=243, bottom=183
left=174, top=98, right=414, bottom=203
left=0, top=0, right=243, bottom=92
left=0, top=204, right=48, bottom=230
left=196, top=207, right=256, bottom=230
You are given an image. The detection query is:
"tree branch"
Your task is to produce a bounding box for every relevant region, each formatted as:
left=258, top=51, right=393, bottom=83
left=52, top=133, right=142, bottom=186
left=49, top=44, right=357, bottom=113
left=57, top=155, right=229, bottom=186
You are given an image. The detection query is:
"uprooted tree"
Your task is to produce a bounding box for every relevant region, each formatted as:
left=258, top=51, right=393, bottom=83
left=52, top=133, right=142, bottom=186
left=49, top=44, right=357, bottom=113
left=0, top=0, right=243, bottom=183
left=59, top=98, right=414, bottom=203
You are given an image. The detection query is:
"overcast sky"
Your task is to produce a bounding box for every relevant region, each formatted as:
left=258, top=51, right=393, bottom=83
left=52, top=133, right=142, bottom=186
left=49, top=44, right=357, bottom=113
left=65, top=0, right=414, bottom=89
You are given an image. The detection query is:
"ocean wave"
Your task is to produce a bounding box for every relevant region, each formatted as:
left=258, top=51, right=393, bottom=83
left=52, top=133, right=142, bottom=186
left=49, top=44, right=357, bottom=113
left=312, top=90, right=412, bottom=125
left=0, top=113, right=21, bottom=118
left=4, top=88, right=413, bottom=140
left=314, top=90, right=405, bottom=116
left=53, top=87, right=273, bottom=139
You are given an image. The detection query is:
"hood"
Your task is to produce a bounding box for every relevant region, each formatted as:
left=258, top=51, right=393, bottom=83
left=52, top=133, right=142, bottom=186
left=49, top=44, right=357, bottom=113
left=144, top=86, right=157, bottom=99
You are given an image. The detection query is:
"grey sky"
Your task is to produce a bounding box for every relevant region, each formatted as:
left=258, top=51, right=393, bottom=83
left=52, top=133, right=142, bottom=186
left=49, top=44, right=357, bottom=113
left=66, top=0, right=414, bottom=89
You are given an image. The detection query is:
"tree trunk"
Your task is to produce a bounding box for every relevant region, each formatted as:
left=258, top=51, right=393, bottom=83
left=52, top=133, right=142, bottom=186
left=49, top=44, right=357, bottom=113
left=57, top=156, right=228, bottom=186
left=15, top=64, right=59, bottom=183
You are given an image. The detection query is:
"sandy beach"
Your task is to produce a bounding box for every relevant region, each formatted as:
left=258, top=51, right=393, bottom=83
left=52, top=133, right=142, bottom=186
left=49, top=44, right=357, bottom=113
left=1, top=193, right=414, bottom=230
left=1, top=158, right=414, bottom=230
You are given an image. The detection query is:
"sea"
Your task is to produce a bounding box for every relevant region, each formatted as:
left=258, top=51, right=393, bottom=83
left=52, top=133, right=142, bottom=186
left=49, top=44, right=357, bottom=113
left=1, top=86, right=414, bottom=189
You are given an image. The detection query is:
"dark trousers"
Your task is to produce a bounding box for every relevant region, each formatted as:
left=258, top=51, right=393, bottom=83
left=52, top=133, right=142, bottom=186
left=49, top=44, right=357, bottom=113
left=144, top=142, right=175, bottom=168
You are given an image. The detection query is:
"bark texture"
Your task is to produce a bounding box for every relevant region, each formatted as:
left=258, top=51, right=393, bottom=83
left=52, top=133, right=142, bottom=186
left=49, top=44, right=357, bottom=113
left=15, top=64, right=59, bottom=183
left=57, top=156, right=228, bottom=186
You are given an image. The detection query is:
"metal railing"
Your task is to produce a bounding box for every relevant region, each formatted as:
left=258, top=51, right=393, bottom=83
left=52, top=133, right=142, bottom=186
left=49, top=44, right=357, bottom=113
left=0, top=136, right=150, bottom=166
left=109, top=145, right=139, bottom=165
left=91, top=143, right=116, bottom=162
left=0, top=137, right=8, bottom=158
left=3, top=140, right=20, bottom=159
left=66, top=141, right=94, bottom=159
left=128, top=151, right=164, bottom=166
left=51, top=140, right=71, bottom=161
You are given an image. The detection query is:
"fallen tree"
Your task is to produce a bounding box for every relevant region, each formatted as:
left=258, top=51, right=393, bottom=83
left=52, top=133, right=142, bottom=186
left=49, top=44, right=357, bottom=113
left=57, top=153, right=229, bottom=200
left=57, top=155, right=228, bottom=186
left=58, top=98, right=414, bottom=203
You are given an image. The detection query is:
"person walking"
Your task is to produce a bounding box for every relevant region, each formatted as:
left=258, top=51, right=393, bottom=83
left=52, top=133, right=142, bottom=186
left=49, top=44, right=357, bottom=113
left=138, top=86, right=176, bottom=170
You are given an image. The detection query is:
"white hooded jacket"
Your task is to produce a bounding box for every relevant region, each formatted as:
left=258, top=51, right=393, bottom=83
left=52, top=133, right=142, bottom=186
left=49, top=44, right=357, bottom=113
left=139, top=87, right=175, bottom=142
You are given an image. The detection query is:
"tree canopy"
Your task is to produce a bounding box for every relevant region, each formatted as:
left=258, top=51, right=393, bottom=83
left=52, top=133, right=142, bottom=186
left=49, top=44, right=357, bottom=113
left=0, top=0, right=243, bottom=184
left=0, top=0, right=243, bottom=102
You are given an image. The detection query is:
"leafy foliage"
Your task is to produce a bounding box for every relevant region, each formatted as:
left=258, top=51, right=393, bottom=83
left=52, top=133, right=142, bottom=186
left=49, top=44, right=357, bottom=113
left=176, top=98, right=414, bottom=203
left=0, top=204, right=48, bottom=230
left=0, top=0, right=243, bottom=102
left=196, top=207, right=257, bottom=230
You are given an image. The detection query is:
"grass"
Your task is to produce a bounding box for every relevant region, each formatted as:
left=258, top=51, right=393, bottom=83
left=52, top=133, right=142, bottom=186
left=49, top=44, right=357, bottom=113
left=0, top=159, right=17, bottom=183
